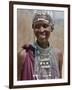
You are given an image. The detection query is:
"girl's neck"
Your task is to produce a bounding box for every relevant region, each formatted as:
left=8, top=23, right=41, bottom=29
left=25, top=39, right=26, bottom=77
left=36, top=40, right=49, bottom=49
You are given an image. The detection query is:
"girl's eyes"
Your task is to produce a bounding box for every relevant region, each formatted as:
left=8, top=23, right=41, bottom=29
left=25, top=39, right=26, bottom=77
left=34, top=24, right=49, bottom=29
left=43, top=24, right=49, bottom=28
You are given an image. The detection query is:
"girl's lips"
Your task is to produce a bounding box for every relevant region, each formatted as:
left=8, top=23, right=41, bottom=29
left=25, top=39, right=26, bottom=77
left=39, top=32, right=46, bottom=36
left=39, top=33, right=47, bottom=39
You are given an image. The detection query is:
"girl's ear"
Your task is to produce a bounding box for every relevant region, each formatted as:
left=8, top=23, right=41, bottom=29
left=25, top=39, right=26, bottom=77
left=32, top=23, right=34, bottom=29
left=51, top=24, right=54, bottom=32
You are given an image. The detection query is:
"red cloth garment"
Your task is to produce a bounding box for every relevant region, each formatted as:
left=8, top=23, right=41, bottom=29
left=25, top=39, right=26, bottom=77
left=21, top=45, right=35, bottom=80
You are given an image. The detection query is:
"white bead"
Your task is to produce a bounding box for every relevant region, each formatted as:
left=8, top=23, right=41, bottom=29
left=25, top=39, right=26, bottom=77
left=46, top=62, right=49, bottom=65
left=43, top=62, right=45, bottom=65
left=40, top=62, right=42, bottom=65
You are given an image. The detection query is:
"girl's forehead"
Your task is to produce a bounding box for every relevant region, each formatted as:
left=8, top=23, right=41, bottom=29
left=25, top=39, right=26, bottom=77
left=34, top=20, right=50, bottom=25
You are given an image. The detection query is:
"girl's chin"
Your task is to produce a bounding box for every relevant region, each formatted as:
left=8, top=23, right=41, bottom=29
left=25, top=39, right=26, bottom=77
left=39, top=36, right=48, bottom=40
left=39, top=39, right=48, bottom=43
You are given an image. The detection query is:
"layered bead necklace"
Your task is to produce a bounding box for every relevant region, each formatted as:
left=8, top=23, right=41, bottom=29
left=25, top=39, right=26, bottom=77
left=33, top=42, right=52, bottom=79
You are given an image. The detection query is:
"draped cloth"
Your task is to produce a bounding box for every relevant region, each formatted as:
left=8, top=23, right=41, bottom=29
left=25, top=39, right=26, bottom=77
left=21, top=45, right=35, bottom=80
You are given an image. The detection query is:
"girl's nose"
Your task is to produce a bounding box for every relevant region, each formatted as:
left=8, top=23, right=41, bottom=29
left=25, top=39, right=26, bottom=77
left=39, top=26, right=44, bottom=32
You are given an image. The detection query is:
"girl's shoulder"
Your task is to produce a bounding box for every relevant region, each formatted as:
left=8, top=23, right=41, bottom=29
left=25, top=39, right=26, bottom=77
left=18, top=44, right=35, bottom=58
left=51, top=47, right=63, bottom=56
left=50, top=47, right=63, bottom=62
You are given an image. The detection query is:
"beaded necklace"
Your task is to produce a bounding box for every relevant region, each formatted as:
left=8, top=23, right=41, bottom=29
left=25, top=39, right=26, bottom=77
left=33, top=42, right=53, bottom=79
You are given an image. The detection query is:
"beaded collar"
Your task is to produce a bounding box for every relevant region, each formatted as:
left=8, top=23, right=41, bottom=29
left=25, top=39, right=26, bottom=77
left=34, top=41, right=51, bottom=56
left=33, top=42, right=52, bottom=79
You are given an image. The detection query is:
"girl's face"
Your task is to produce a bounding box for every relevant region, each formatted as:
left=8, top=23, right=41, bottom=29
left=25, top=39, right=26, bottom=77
left=33, top=21, right=52, bottom=43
